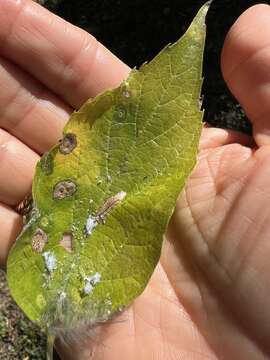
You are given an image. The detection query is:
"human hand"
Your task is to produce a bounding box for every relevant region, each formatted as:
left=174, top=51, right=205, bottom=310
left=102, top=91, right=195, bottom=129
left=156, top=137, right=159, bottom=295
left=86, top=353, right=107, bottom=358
left=1, top=1, right=269, bottom=359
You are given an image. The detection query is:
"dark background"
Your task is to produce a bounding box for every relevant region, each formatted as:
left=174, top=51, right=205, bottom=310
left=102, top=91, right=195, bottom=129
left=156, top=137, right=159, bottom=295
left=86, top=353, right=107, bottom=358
left=43, top=0, right=268, bottom=134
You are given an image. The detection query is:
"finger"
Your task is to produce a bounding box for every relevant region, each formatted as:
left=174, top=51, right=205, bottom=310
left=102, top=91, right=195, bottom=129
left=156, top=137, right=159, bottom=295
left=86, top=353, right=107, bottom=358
left=0, top=57, right=72, bottom=154
left=0, top=129, right=39, bottom=206
left=199, top=125, right=255, bottom=151
left=0, top=204, right=22, bottom=270
left=221, top=4, right=270, bottom=147
left=0, top=0, right=130, bottom=109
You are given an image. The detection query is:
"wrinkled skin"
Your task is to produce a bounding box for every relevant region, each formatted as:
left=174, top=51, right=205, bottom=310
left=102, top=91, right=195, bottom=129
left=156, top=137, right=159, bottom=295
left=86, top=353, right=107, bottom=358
left=0, top=1, right=270, bottom=359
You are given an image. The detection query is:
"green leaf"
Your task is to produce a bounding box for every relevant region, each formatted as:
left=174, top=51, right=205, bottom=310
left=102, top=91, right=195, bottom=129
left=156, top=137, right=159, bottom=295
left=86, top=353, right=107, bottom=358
left=7, top=3, right=209, bottom=334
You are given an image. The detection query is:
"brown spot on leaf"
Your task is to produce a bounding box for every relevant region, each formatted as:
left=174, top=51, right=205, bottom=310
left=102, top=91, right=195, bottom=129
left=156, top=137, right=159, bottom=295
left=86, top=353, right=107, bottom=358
left=122, top=89, right=131, bottom=98
left=59, top=133, right=77, bottom=155
left=60, top=232, right=73, bottom=253
left=117, top=106, right=126, bottom=119
left=31, top=228, right=48, bottom=253
left=53, top=180, right=76, bottom=199
left=40, top=152, right=54, bottom=174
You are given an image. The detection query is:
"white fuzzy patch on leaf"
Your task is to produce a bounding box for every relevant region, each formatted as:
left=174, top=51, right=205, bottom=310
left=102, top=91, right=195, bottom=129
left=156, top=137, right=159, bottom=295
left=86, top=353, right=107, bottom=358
left=84, top=272, right=101, bottom=295
left=43, top=251, right=57, bottom=273
left=85, top=215, right=98, bottom=235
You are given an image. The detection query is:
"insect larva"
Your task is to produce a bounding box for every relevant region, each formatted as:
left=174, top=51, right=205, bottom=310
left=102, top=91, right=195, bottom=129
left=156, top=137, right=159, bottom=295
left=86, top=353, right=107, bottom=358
left=96, top=191, right=126, bottom=224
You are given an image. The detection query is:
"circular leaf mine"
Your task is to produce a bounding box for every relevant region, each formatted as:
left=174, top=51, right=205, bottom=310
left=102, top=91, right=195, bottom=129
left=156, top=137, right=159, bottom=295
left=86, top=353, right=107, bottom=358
left=59, top=133, right=77, bottom=155
left=53, top=180, right=77, bottom=199
left=31, top=228, right=48, bottom=253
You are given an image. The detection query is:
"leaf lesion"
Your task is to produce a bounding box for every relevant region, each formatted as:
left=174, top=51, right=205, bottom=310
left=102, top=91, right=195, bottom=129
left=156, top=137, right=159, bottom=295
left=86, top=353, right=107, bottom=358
left=59, top=232, right=73, bottom=253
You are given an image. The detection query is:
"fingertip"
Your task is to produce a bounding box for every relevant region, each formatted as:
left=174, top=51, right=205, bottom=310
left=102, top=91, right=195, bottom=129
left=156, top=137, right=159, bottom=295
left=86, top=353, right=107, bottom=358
left=93, top=42, right=131, bottom=93
left=200, top=126, right=254, bottom=151
left=221, top=3, right=270, bottom=80
left=78, top=41, right=131, bottom=105
left=220, top=3, right=270, bottom=147
left=0, top=0, right=131, bottom=107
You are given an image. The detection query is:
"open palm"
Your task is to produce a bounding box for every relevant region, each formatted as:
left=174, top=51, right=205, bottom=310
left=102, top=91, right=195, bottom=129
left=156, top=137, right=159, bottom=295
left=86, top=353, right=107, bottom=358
left=1, top=1, right=269, bottom=359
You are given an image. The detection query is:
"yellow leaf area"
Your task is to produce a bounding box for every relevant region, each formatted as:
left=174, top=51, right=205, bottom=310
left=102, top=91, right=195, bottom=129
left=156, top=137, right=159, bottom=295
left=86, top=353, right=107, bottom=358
left=7, top=3, right=209, bottom=333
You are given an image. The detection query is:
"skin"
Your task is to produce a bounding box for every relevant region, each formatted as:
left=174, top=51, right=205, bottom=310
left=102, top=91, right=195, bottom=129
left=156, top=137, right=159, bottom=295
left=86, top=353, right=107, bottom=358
left=0, top=0, right=270, bottom=359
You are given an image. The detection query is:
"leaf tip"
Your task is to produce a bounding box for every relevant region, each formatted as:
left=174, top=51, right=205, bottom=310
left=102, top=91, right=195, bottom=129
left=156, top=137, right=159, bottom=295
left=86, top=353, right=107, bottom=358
left=197, top=1, right=212, bottom=22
